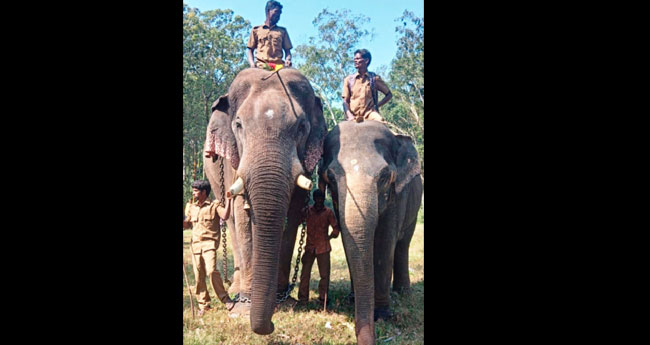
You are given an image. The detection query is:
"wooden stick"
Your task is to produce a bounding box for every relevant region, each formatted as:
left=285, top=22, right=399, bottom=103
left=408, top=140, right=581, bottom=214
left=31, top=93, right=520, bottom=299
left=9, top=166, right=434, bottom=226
left=185, top=195, right=199, bottom=319
left=183, top=258, right=195, bottom=319
left=323, top=290, right=328, bottom=313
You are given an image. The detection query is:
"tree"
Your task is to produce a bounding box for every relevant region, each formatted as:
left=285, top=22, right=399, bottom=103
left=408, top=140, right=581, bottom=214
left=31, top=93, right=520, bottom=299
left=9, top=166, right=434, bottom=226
left=294, top=9, right=374, bottom=129
left=382, top=10, right=424, bottom=181
left=183, top=4, right=250, bottom=201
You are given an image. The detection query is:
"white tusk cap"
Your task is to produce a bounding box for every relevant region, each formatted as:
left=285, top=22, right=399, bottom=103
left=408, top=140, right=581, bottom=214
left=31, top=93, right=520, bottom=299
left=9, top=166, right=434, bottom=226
left=296, top=175, right=313, bottom=191
left=226, top=177, right=244, bottom=198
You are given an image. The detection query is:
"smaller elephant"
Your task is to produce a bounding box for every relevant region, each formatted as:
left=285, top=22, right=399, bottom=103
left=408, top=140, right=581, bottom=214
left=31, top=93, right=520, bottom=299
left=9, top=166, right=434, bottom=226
left=320, top=120, right=422, bottom=345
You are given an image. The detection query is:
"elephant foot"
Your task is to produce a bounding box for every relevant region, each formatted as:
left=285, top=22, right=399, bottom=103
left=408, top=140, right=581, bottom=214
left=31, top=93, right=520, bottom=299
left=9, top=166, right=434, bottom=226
left=374, top=306, right=394, bottom=321
left=393, top=285, right=411, bottom=295
left=228, top=301, right=251, bottom=318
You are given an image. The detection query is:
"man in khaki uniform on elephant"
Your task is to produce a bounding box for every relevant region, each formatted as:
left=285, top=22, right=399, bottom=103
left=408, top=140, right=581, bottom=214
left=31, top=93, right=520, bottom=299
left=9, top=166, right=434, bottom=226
left=342, top=49, right=393, bottom=123
left=247, top=0, right=292, bottom=69
left=183, top=180, right=236, bottom=316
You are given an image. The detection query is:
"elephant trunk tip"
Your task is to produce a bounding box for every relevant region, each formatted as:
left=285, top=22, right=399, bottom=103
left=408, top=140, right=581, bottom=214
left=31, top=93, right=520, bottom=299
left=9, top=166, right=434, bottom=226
left=251, top=320, right=275, bottom=335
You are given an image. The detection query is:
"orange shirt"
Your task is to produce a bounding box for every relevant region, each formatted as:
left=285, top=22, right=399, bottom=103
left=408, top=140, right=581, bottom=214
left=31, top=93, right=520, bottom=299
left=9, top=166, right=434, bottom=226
left=304, top=205, right=340, bottom=255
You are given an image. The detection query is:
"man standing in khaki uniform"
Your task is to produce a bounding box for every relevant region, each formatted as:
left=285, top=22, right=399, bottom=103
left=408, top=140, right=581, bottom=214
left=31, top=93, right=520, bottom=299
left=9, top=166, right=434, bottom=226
left=183, top=180, right=236, bottom=316
left=247, top=1, right=292, bottom=69
left=342, top=49, right=393, bottom=123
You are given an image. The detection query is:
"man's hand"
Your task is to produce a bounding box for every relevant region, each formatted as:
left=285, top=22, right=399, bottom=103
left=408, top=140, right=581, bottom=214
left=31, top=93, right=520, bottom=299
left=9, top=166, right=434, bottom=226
left=329, top=232, right=339, bottom=239
left=183, top=220, right=192, bottom=230
left=246, top=48, right=256, bottom=68
left=285, top=50, right=292, bottom=67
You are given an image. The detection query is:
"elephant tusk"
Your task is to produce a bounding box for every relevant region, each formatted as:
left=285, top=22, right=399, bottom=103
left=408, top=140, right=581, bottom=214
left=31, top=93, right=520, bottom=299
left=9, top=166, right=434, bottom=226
left=226, top=177, right=244, bottom=198
left=296, top=175, right=313, bottom=191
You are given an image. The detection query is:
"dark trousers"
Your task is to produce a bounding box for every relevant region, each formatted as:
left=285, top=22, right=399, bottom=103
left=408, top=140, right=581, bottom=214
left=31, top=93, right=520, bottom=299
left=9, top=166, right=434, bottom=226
left=298, top=249, right=331, bottom=302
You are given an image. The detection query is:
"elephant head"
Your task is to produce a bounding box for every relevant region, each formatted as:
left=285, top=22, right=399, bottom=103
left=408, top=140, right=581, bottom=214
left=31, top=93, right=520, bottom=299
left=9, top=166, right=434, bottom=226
left=320, top=120, right=421, bottom=345
left=203, top=67, right=327, bottom=335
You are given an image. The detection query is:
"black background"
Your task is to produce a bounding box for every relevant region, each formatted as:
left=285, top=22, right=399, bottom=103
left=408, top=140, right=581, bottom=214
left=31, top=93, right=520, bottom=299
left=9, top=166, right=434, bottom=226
left=3, top=1, right=590, bottom=343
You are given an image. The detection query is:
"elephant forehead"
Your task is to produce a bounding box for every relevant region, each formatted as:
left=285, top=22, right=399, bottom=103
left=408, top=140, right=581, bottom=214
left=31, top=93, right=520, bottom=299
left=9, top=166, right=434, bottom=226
left=339, top=154, right=386, bottom=176
left=238, top=90, right=304, bottom=121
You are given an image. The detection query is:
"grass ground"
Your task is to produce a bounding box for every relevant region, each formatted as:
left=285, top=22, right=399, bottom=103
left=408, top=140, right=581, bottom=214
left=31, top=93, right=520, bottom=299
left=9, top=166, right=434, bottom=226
left=182, top=220, right=424, bottom=344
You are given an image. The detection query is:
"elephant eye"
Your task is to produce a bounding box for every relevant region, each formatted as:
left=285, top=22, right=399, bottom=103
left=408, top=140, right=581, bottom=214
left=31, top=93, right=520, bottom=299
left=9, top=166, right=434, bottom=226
left=297, top=119, right=309, bottom=136
left=235, top=118, right=243, bottom=130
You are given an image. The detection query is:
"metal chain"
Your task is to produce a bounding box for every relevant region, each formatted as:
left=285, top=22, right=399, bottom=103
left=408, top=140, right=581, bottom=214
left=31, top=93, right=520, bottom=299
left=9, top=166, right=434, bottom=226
left=291, top=216, right=308, bottom=285
left=276, top=169, right=316, bottom=304
left=233, top=293, right=252, bottom=304
left=219, top=158, right=230, bottom=285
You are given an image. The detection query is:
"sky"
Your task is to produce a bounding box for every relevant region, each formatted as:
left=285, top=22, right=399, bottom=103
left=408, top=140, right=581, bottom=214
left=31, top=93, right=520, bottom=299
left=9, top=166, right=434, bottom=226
left=184, top=0, right=424, bottom=73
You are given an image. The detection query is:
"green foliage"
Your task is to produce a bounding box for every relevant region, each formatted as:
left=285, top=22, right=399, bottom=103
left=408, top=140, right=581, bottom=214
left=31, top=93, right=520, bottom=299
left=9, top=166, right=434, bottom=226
left=294, top=9, right=424, bottom=181
left=183, top=4, right=251, bottom=201
left=382, top=11, right=425, bottom=181
left=294, top=9, right=375, bottom=130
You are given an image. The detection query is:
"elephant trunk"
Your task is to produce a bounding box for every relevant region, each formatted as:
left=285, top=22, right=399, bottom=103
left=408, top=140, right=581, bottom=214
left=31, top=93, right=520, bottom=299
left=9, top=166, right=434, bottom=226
left=339, top=180, right=378, bottom=345
left=246, top=145, right=293, bottom=335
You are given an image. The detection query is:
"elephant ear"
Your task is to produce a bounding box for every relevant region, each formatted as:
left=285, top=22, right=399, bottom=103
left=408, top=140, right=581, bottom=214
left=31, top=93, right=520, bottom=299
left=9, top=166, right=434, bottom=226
left=303, top=96, right=327, bottom=174
left=394, top=134, right=421, bottom=194
left=204, top=94, right=240, bottom=170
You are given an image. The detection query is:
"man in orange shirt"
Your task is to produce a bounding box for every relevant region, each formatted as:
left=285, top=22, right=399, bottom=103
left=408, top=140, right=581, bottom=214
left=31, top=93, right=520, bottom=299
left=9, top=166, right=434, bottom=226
left=298, top=189, right=340, bottom=306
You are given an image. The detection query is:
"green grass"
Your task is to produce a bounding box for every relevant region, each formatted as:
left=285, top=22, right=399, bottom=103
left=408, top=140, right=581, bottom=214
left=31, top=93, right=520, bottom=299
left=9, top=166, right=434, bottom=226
left=183, top=215, right=424, bottom=344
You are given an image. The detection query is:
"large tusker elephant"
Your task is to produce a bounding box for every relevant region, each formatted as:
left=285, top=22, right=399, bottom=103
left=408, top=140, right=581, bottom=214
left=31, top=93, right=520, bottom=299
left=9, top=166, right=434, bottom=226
left=319, top=120, right=422, bottom=345
left=202, top=67, right=327, bottom=335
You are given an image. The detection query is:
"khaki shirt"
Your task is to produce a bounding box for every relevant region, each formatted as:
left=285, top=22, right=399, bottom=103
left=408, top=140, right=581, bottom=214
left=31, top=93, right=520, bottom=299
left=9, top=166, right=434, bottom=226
left=247, top=24, right=292, bottom=65
left=342, top=72, right=390, bottom=118
left=184, top=199, right=226, bottom=253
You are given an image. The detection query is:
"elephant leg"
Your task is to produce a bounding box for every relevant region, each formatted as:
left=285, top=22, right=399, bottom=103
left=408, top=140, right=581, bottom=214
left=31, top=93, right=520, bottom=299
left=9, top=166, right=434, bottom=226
left=233, top=194, right=253, bottom=298
left=226, top=217, right=241, bottom=294
left=393, top=218, right=416, bottom=294
left=276, top=190, right=307, bottom=293
left=373, top=214, right=397, bottom=320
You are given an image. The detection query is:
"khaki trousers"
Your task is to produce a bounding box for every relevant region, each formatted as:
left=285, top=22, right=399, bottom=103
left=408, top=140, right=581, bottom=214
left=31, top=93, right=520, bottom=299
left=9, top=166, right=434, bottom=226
left=352, top=110, right=385, bottom=123
left=192, top=248, right=228, bottom=310
left=298, top=249, right=331, bottom=302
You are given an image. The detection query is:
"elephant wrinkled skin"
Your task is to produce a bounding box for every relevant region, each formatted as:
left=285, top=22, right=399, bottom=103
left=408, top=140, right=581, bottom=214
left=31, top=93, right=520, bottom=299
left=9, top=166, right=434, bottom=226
left=203, top=67, right=327, bottom=335
left=320, top=120, right=423, bottom=345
